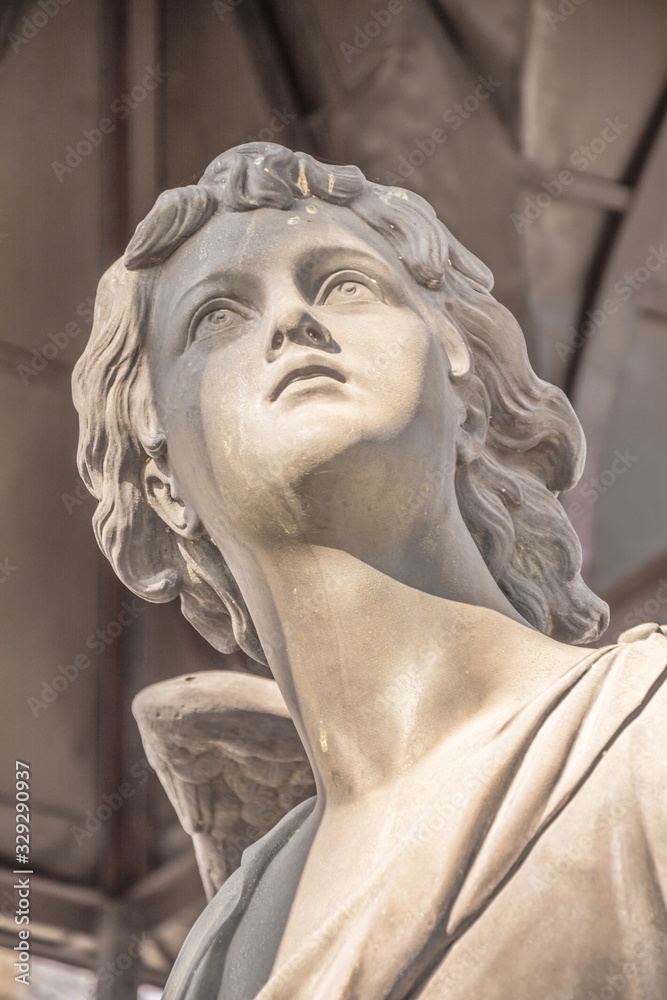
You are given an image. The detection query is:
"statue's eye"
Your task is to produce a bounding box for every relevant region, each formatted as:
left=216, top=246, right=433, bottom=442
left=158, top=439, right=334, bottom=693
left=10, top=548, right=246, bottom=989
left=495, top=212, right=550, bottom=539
left=200, top=308, right=237, bottom=330
left=316, top=271, right=382, bottom=307
left=190, top=301, right=249, bottom=344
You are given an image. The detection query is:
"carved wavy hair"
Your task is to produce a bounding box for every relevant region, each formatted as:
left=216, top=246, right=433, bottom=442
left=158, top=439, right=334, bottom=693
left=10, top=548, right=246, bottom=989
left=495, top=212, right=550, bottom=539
left=73, top=143, right=608, bottom=660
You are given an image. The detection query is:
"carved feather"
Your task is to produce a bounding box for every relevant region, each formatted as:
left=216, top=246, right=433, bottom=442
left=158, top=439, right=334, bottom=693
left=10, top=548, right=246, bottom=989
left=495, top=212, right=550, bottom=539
left=132, top=671, right=316, bottom=900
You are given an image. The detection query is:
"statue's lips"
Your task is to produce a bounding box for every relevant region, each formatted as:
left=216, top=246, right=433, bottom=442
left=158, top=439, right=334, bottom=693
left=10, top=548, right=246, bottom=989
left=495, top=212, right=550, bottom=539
left=270, top=365, right=347, bottom=401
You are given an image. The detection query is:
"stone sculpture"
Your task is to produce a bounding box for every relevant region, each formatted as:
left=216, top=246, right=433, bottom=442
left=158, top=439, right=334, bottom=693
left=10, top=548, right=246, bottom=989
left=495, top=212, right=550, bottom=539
left=73, top=144, right=667, bottom=999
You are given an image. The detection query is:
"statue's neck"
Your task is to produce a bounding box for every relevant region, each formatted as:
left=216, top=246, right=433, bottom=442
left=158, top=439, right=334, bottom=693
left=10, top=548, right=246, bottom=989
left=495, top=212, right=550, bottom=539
left=225, top=534, right=586, bottom=810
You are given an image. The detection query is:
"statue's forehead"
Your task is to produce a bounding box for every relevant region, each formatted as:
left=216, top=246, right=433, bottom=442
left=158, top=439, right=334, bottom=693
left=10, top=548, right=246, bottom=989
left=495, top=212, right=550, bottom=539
left=158, top=199, right=399, bottom=286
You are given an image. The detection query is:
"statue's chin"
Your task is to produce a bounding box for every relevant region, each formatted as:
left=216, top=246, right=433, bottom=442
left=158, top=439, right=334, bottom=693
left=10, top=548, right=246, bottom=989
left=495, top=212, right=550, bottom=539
left=199, top=385, right=441, bottom=551
left=218, top=433, right=433, bottom=558
left=218, top=439, right=366, bottom=543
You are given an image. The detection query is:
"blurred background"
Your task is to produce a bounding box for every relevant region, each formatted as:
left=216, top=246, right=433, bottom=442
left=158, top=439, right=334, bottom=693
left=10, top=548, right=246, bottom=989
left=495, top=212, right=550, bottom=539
left=0, top=0, right=665, bottom=995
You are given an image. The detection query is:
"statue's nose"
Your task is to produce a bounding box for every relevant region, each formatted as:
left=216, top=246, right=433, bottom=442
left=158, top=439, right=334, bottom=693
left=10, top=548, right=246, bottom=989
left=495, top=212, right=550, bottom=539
left=266, top=310, right=338, bottom=361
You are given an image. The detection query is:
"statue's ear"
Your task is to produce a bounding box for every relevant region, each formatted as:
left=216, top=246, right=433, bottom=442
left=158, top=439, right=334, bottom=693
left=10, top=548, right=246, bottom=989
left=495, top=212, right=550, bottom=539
left=456, top=376, right=489, bottom=466
left=143, top=452, right=202, bottom=539
left=431, top=309, right=472, bottom=378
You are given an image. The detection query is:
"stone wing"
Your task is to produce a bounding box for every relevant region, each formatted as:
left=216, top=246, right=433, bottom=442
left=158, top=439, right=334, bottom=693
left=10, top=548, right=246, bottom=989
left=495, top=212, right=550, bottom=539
left=132, top=671, right=316, bottom=900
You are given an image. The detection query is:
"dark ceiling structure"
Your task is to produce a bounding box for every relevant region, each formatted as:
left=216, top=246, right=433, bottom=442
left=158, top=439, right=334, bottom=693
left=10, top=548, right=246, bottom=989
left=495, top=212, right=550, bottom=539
left=0, top=0, right=665, bottom=995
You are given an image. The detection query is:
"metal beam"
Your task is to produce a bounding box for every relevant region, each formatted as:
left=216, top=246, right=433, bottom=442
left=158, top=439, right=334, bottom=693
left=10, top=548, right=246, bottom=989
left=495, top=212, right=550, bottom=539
left=95, top=901, right=141, bottom=1000
left=95, top=0, right=165, bottom=905
left=520, top=159, right=632, bottom=214
left=0, top=867, right=102, bottom=934
left=126, top=851, right=205, bottom=932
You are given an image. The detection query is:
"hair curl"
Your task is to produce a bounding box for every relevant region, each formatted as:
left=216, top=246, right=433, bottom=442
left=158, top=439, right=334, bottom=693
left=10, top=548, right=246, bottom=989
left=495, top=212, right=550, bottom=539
left=72, top=143, right=608, bottom=659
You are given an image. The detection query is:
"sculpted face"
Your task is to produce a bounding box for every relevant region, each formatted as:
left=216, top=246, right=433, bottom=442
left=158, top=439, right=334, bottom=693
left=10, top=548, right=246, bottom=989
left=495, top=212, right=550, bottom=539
left=147, top=199, right=472, bottom=550
left=73, top=145, right=607, bottom=651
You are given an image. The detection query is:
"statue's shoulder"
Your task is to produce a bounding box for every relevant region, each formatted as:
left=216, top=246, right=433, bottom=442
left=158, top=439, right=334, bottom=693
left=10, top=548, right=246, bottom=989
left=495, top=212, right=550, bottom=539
left=607, top=623, right=667, bottom=836
left=616, top=621, right=667, bottom=647
left=611, top=621, right=667, bottom=732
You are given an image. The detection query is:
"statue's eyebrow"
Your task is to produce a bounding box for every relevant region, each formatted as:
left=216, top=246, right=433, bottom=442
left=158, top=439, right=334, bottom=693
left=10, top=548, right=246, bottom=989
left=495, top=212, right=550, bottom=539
left=167, top=268, right=263, bottom=317
left=293, top=243, right=400, bottom=292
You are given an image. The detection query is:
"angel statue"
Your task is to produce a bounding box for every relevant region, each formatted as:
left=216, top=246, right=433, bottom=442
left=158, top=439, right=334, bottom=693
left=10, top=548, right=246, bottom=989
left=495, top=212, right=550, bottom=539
left=72, top=144, right=667, bottom=1000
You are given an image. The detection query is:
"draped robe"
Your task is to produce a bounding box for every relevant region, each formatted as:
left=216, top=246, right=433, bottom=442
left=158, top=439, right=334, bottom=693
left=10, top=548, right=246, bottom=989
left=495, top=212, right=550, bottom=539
left=163, top=624, right=667, bottom=999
